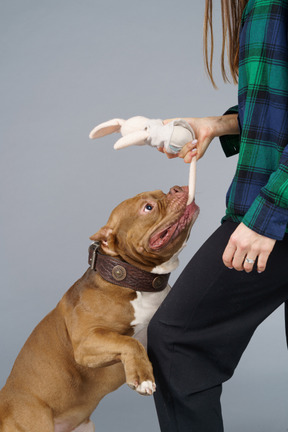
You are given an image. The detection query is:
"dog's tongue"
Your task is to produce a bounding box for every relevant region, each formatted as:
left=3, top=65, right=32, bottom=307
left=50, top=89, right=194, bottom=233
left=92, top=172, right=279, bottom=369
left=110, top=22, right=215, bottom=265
left=149, top=224, right=178, bottom=250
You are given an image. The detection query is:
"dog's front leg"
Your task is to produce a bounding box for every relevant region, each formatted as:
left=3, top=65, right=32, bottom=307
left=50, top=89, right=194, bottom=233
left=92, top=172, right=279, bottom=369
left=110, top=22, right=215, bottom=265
left=72, top=328, right=156, bottom=395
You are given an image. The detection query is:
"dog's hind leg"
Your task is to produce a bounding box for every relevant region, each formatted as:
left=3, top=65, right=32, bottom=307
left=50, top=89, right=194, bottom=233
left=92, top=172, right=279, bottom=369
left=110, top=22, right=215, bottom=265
left=73, top=420, right=95, bottom=432
left=0, top=403, right=54, bottom=432
left=1, top=417, right=54, bottom=432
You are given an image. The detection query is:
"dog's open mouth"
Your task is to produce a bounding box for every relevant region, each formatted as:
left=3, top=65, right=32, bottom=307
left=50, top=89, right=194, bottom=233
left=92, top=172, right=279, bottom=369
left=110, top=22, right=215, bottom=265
left=149, top=201, right=199, bottom=251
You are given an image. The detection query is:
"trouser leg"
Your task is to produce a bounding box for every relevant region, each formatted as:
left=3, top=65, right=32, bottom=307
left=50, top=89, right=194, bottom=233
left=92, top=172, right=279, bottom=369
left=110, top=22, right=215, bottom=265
left=285, top=301, right=288, bottom=347
left=148, top=221, right=288, bottom=432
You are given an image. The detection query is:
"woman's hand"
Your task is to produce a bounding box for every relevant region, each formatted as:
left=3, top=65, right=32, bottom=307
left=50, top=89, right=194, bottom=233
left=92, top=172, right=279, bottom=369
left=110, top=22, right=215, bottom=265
left=160, top=114, right=239, bottom=162
left=179, top=117, right=217, bottom=163
left=222, top=223, right=276, bottom=273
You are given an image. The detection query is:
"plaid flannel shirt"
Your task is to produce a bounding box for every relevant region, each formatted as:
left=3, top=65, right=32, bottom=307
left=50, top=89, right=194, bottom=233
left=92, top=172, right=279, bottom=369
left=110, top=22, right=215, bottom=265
left=220, top=0, right=288, bottom=240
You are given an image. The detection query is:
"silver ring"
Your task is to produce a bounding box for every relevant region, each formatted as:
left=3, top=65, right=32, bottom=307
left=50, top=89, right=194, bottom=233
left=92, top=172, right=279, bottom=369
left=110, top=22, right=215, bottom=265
left=245, top=258, right=255, bottom=264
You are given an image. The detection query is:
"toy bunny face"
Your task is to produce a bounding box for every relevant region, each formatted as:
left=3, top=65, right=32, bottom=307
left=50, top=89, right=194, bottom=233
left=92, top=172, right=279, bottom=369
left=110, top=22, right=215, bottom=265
left=89, top=116, right=152, bottom=149
left=121, top=116, right=150, bottom=136
left=89, top=116, right=150, bottom=139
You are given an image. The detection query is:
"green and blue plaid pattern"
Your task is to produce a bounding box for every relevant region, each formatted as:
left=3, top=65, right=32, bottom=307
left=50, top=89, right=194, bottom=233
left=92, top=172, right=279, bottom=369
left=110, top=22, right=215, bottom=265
left=220, top=0, right=288, bottom=240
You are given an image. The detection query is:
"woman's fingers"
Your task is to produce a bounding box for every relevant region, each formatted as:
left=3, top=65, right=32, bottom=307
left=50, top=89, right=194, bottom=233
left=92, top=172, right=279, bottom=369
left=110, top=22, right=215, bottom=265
left=256, top=249, right=273, bottom=273
left=179, top=141, right=196, bottom=158
left=242, top=254, right=258, bottom=273
left=157, top=147, right=177, bottom=158
left=222, top=223, right=276, bottom=273
left=183, top=149, right=197, bottom=164
left=178, top=140, right=198, bottom=162
left=157, top=140, right=198, bottom=160
left=222, top=242, right=236, bottom=269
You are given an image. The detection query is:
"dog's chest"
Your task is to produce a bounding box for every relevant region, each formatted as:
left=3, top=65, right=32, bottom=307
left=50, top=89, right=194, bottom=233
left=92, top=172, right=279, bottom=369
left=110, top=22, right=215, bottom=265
left=130, top=285, right=171, bottom=349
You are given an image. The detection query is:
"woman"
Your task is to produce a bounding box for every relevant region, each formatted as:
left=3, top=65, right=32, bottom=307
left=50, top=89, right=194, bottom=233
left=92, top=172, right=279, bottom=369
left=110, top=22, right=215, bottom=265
left=148, top=1, right=288, bottom=431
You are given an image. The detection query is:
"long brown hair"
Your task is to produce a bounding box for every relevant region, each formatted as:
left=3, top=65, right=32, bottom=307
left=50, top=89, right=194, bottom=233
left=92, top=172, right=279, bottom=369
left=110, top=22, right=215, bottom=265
left=204, top=0, right=249, bottom=87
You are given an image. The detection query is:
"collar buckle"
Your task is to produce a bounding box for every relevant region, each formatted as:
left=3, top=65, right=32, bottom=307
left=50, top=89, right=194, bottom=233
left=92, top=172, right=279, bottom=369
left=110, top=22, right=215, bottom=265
left=88, top=241, right=100, bottom=270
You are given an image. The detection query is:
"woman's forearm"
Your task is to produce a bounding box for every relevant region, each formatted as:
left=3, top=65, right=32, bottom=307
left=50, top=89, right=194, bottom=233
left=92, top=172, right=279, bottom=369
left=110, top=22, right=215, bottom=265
left=213, top=114, right=240, bottom=136
left=183, top=114, right=239, bottom=139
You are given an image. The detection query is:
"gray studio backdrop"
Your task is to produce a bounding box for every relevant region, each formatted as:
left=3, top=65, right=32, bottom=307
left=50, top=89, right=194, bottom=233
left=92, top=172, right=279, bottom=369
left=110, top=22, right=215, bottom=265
left=1, top=1, right=288, bottom=431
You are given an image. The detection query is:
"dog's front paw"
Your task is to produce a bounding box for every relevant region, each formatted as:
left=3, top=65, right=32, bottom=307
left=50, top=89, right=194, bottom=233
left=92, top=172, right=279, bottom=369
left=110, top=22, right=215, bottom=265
left=128, top=380, right=156, bottom=396
left=124, top=343, right=156, bottom=396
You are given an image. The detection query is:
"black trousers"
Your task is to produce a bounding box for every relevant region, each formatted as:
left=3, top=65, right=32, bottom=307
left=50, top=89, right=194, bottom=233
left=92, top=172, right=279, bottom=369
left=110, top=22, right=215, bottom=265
left=148, top=221, right=288, bottom=432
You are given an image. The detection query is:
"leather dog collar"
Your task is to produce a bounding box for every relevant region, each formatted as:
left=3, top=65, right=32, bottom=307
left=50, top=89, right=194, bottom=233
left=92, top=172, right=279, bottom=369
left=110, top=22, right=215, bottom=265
left=88, top=242, right=170, bottom=293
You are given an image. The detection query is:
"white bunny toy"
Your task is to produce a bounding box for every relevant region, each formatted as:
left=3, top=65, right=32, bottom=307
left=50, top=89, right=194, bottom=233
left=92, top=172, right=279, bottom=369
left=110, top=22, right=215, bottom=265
left=89, top=116, right=197, bottom=204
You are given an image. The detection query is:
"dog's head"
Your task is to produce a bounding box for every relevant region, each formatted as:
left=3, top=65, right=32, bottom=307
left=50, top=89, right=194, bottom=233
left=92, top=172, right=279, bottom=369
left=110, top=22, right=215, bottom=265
left=90, top=186, right=199, bottom=272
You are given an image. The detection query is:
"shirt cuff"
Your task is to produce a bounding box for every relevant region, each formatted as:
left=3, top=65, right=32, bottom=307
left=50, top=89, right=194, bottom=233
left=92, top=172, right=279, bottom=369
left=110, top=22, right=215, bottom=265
left=241, top=194, right=288, bottom=240
left=219, top=105, right=240, bottom=158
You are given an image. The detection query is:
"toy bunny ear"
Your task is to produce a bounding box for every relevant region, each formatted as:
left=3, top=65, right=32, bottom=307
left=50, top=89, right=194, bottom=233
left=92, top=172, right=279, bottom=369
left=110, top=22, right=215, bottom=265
left=89, top=119, right=125, bottom=139
left=114, top=130, right=149, bottom=149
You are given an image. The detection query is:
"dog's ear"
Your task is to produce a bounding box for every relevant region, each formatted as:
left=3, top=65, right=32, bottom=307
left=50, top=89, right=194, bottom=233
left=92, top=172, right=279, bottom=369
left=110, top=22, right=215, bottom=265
left=90, top=227, right=118, bottom=256
left=89, top=119, right=125, bottom=139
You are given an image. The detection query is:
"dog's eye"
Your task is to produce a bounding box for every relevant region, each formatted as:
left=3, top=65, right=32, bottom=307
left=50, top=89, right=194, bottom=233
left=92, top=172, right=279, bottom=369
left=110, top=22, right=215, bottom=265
left=144, top=204, right=153, bottom=212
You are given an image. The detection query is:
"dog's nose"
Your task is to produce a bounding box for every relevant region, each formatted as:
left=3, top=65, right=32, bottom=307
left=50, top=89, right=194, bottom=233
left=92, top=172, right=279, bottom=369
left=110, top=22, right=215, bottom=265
left=169, top=186, right=183, bottom=195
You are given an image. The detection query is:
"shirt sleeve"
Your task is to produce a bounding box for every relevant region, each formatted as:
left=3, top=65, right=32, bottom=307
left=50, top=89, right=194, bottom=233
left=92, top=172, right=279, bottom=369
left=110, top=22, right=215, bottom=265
left=236, top=0, right=288, bottom=240
left=242, top=149, right=288, bottom=240
left=219, top=105, right=240, bottom=157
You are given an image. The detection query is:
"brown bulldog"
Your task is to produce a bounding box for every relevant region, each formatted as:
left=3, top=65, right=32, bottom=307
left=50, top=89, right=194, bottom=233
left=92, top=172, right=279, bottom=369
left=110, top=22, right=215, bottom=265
left=0, top=186, right=199, bottom=432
